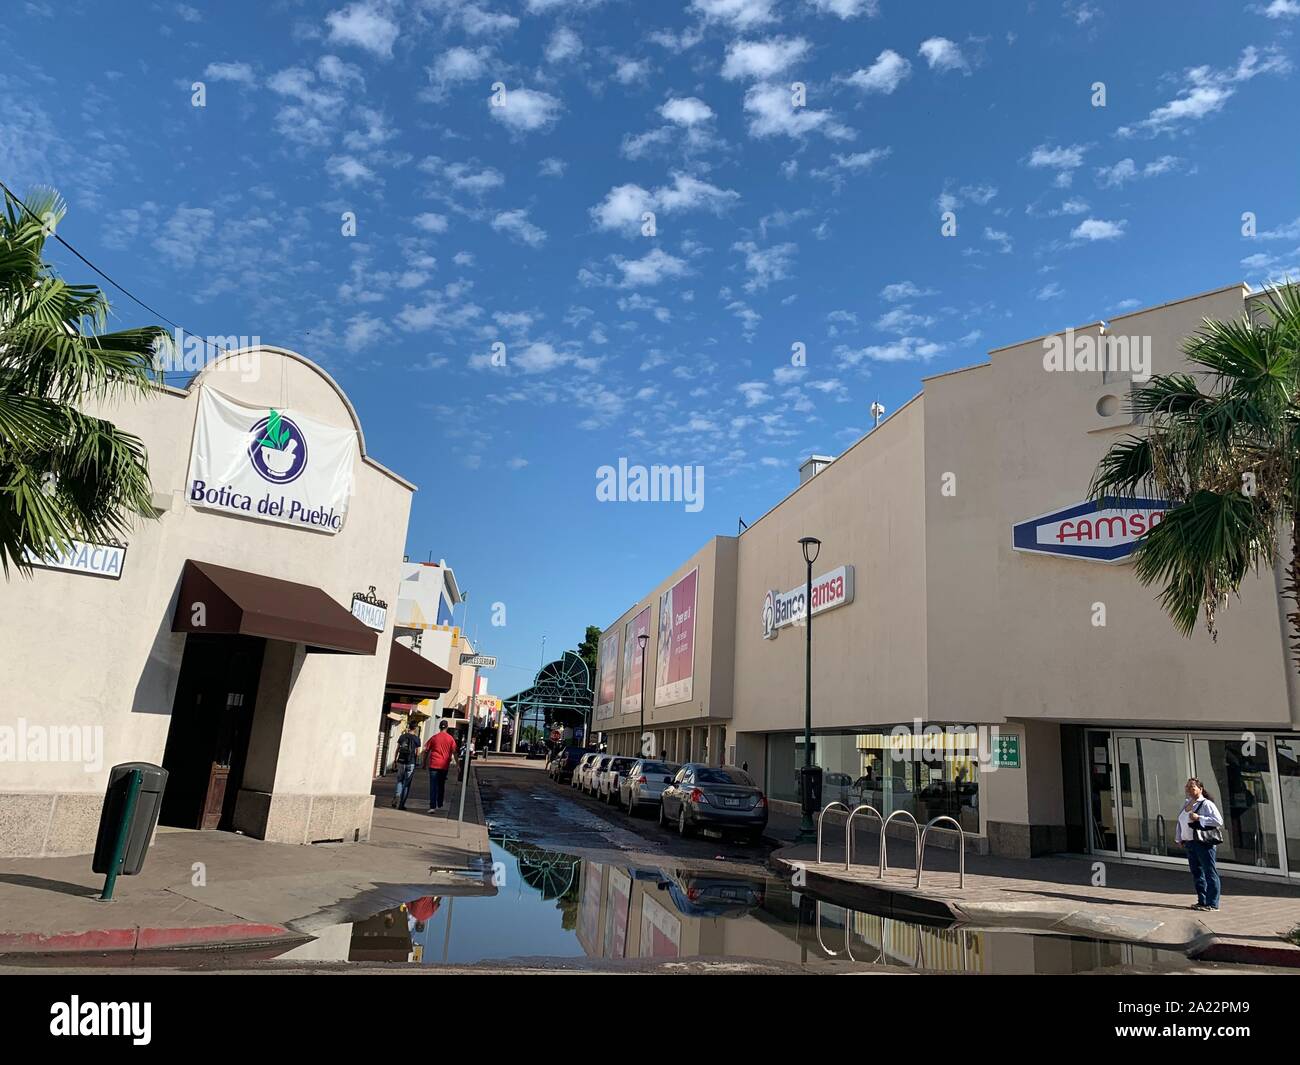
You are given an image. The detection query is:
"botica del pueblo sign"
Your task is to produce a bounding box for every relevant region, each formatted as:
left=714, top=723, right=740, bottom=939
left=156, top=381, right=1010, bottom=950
left=186, top=388, right=357, bottom=534
left=761, top=564, right=855, bottom=640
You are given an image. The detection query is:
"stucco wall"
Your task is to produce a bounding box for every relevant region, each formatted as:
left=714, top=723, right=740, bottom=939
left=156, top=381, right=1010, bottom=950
left=0, top=347, right=414, bottom=856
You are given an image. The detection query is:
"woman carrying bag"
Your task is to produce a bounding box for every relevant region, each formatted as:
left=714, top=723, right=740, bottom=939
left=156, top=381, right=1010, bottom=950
left=1175, top=777, right=1224, bottom=911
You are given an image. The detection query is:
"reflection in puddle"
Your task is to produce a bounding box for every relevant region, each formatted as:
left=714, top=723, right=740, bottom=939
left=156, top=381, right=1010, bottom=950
left=276, top=838, right=1197, bottom=973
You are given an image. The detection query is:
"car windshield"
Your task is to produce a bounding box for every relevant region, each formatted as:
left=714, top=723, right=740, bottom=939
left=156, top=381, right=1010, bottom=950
left=695, top=767, right=753, bottom=785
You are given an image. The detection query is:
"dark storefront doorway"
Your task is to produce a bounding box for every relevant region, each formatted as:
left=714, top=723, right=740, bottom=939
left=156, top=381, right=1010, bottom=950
left=161, top=633, right=266, bottom=831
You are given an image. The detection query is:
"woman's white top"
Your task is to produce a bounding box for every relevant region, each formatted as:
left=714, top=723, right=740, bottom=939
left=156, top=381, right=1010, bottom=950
left=1175, top=797, right=1222, bottom=843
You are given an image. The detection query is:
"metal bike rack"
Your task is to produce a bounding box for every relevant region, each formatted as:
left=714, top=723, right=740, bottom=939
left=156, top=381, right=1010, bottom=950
left=917, top=815, right=966, bottom=889
left=814, top=900, right=841, bottom=958
left=816, top=801, right=850, bottom=863
left=845, top=804, right=883, bottom=873
left=879, top=810, right=920, bottom=879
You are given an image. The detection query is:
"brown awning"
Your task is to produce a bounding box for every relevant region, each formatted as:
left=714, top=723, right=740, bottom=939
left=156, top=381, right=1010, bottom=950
left=172, top=559, right=378, bottom=655
left=386, top=639, right=454, bottom=698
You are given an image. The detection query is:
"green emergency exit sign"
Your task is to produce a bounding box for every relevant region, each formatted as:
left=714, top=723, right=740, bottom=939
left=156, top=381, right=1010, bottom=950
left=992, top=735, right=1021, bottom=769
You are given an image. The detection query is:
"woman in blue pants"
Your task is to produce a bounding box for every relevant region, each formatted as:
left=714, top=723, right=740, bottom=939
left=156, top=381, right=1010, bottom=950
left=1175, top=777, right=1223, bottom=912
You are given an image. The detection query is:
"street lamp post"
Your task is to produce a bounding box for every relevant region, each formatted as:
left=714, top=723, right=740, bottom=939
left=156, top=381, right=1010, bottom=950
left=797, top=535, right=822, bottom=843
left=637, top=631, right=649, bottom=757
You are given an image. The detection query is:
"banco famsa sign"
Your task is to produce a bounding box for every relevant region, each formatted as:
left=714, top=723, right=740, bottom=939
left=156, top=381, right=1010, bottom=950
left=761, top=564, right=854, bottom=640
left=1012, top=497, right=1170, bottom=563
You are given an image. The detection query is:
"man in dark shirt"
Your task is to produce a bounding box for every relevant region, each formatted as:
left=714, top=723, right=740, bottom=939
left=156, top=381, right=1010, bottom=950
left=392, top=722, right=421, bottom=810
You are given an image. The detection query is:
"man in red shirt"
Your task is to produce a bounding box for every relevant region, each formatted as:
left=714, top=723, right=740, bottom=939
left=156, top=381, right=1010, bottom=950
left=423, top=720, right=458, bottom=813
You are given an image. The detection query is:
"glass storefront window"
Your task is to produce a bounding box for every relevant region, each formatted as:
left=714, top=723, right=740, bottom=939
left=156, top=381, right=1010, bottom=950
left=1192, top=737, right=1279, bottom=869
left=1277, top=738, right=1300, bottom=873
left=765, top=730, right=979, bottom=832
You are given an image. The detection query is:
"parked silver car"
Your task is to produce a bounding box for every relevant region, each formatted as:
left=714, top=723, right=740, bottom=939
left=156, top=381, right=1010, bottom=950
left=595, top=756, right=639, bottom=803
left=617, top=759, right=682, bottom=815
left=659, top=763, right=768, bottom=842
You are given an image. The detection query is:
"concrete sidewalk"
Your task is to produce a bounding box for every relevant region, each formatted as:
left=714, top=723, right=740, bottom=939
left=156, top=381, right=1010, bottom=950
left=0, top=766, right=491, bottom=956
left=768, top=811, right=1300, bottom=967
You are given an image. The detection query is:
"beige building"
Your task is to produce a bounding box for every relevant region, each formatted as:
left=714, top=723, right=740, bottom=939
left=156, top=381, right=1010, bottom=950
left=0, top=347, right=423, bottom=858
left=594, top=283, right=1300, bottom=877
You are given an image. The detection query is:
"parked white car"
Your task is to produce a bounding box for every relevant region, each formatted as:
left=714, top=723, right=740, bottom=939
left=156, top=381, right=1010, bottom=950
left=572, top=753, right=603, bottom=792
left=617, top=759, right=681, bottom=815
left=595, top=756, right=639, bottom=803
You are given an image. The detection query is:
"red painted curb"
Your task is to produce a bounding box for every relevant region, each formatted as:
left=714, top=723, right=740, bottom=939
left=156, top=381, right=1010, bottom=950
left=0, top=928, right=137, bottom=954
left=0, top=922, right=294, bottom=955
left=135, top=923, right=294, bottom=951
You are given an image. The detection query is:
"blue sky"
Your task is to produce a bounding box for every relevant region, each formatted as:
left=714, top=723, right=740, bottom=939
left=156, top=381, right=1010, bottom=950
left=4, top=0, right=1300, bottom=698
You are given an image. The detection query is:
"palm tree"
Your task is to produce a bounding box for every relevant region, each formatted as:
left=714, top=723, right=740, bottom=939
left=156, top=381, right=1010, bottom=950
left=0, top=187, right=168, bottom=576
left=1090, top=283, right=1300, bottom=663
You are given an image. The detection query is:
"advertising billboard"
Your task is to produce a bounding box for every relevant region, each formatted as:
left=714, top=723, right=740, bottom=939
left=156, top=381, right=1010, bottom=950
left=595, top=630, right=620, bottom=721
left=655, top=568, right=697, bottom=707
left=620, top=605, right=652, bottom=714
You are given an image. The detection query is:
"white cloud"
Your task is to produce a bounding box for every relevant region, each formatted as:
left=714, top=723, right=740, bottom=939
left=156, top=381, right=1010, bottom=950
left=204, top=61, right=256, bottom=86
left=545, top=26, right=583, bottom=63
left=738, top=380, right=772, bottom=406
left=508, top=457, right=529, bottom=469
left=1036, top=282, right=1064, bottom=300
left=659, top=97, right=714, bottom=126
left=343, top=312, right=385, bottom=352
left=326, top=155, right=376, bottom=184
left=419, top=156, right=505, bottom=195
left=918, top=37, right=968, bottom=73
left=1118, top=46, right=1290, bottom=137
left=489, top=86, right=562, bottom=133
left=838, top=336, right=944, bottom=364
left=1095, top=155, right=1182, bottom=187
left=875, top=305, right=934, bottom=333
left=733, top=240, right=797, bottom=292
left=152, top=206, right=214, bottom=268
left=844, top=49, right=910, bottom=94
left=612, top=247, right=689, bottom=287
left=491, top=209, right=547, bottom=246
left=413, top=212, right=448, bottom=233
left=590, top=173, right=738, bottom=234
left=721, top=37, right=810, bottom=81
left=743, top=82, right=852, bottom=140
left=1260, top=0, right=1300, bottom=15
left=612, top=57, right=652, bottom=84
left=690, top=0, right=777, bottom=29
left=430, top=46, right=491, bottom=92
left=539, top=156, right=567, bottom=177
left=807, top=0, right=878, bottom=16
left=1071, top=217, right=1126, bottom=241
left=325, top=1, right=400, bottom=59
left=983, top=226, right=1012, bottom=253
left=880, top=280, right=935, bottom=302
left=1029, top=142, right=1087, bottom=172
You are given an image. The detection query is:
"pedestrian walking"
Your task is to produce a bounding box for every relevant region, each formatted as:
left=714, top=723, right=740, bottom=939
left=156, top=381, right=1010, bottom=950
left=391, top=722, right=421, bottom=810
left=423, top=720, right=458, bottom=814
left=1176, top=777, right=1224, bottom=911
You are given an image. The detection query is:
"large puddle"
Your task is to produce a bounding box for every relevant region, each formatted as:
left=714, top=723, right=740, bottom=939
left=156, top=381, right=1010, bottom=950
left=275, top=838, right=1199, bottom=973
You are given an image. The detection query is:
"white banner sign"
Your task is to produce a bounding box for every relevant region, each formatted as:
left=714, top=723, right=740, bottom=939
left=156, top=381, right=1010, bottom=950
left=761, top=564, right=855, bottom=640
left=186, top=388, right=356, bottom=534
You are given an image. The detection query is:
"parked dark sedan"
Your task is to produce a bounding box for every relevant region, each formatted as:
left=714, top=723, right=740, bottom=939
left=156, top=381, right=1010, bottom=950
left=659, top=764, right=767, bottom=843
left=548, top=746, right=593, bottom=783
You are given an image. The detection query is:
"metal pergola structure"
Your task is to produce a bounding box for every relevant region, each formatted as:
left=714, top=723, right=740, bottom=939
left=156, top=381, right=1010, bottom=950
left=502, top=650, right=594, bottom=747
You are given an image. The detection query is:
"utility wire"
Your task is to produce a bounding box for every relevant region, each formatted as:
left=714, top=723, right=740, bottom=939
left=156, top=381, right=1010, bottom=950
left=0, top=177, right=232, bottom=367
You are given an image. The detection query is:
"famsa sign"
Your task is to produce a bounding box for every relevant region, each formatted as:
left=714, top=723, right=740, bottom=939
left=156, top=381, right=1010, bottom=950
left=1012, top=498, right=1170, bottom=563
left=761, top=564, right=854, bottom=640
left=187, top=388, right=356, bottom=534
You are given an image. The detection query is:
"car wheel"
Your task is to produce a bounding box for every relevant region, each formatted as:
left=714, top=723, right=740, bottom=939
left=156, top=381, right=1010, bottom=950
left=678, top=806, right=692, bottom=837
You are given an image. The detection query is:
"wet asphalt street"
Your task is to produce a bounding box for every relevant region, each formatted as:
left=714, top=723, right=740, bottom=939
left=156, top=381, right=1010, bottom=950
left=476, top=760, right=777, bottom=875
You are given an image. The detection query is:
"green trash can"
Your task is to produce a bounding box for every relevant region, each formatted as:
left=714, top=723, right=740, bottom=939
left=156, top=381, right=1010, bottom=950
left=92, top=762, right=169, bottom=884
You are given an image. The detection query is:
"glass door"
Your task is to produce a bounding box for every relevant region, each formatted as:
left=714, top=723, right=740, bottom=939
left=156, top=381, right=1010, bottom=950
left=1115, top=734, right=1188, bottom=860
left=1084, top=730, right=1119, bottom=853
left=1190, top=735, right=1280, bottom=870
